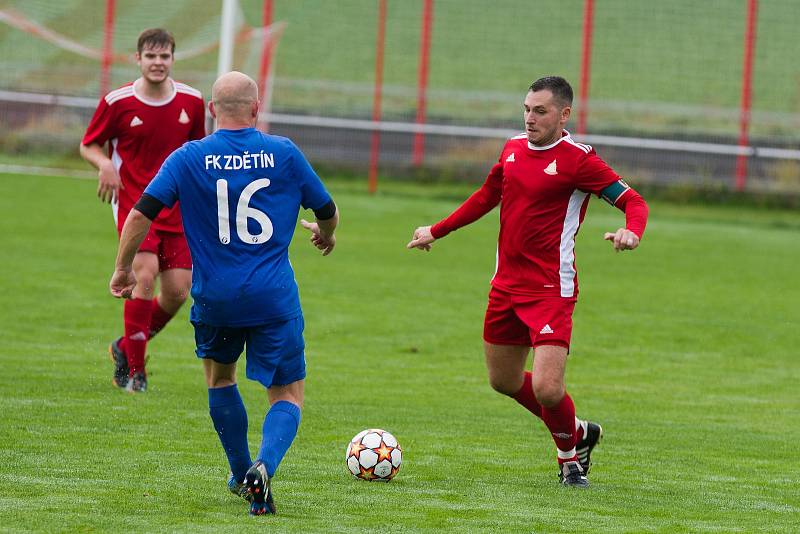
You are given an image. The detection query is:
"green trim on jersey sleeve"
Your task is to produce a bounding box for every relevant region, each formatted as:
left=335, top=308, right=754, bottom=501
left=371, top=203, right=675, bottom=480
left=600, top=180, right=630, bottom=205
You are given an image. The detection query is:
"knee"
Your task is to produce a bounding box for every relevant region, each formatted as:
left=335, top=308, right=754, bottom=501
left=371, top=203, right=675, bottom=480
left=488, top=374, right=520, bottom=397
left=135, top=274, right=157, bottom=296
left=532, top=378, right=564, bottom=408
left=207, top=377, right=236, bottom=389
left=160, top=285, right=189, bottom=304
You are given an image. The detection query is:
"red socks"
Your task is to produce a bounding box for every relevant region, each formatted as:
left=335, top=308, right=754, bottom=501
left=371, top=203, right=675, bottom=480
left=512, top=371, right=542, bottom=418
left=541, top=392, right=578, bottom=462
left=123, top=298, right=153, bottom=376
left=148, top=297, right=174, bottom=339
left=513, top=373, right=584, bottom=462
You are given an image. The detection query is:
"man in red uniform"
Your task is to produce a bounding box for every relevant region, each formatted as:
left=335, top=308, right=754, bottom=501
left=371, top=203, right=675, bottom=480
left=407, top=76, right=649, bottom=486
left=80, top=28, right=206, bottom=392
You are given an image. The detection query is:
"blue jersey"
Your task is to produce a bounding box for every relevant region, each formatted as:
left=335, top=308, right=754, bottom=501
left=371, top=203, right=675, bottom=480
left=144, top=128, right=332, bottom=327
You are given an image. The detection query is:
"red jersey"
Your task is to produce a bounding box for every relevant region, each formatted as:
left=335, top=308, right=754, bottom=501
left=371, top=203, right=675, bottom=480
left=432, top=131, right=648, bottom=298
left=82, top=79, right=206, bottom=233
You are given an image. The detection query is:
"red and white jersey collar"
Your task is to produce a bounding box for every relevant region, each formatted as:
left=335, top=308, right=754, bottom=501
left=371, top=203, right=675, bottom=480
left=527, top=129, right=571, bottom=151
left=132, top=77, right=177, bottom=107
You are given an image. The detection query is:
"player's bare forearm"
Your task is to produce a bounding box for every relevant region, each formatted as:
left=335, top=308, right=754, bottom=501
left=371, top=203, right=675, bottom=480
left=81, top=142, right=123, bottom=203
left=111, top=209, right=151, bottom=298
left=79, top=143, right=110, bottom=169
left=116, top=209, right=151, bottom=271
left=317, top=208, right=338, bottom=238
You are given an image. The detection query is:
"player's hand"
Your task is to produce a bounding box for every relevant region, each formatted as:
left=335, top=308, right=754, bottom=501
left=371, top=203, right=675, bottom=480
left=110, top=269, right=137, bottom=298
left=406, top=225, right=435, bottom=251
left=603, top=228, right=640, bottom=252
left=97, top=160, right=123, bottom=204
left=300, top=219, right=336, bottom=256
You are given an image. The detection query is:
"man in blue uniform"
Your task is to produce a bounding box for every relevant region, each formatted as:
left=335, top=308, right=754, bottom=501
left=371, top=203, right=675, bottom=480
left=110, top=71, right=338, bottom=516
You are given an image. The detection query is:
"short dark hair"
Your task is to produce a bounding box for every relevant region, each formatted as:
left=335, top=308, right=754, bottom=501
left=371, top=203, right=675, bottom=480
left=529, top=76, right=573, bottom=108
left=137, top=28, right=175, bottom=54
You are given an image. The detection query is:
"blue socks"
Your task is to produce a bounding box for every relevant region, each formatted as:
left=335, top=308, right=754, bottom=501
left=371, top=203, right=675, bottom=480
left=257, top=400, right=302, bottom=477
left=208, top=385, right=252, bottom=482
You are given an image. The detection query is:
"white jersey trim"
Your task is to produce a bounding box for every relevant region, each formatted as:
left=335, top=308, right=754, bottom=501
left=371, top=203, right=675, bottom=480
left=559, top=189, right=588, bottom=297
left=527, top=129, right=574, bottom=151
left=132, top=77, right=177, bottom=107
left=110, top=137, right=122, bottom=226
left=564, top=135, right=592, bottom=153
left=174, top=82, right=203, bottom=100
left=105, top=86, right=134, bottom=106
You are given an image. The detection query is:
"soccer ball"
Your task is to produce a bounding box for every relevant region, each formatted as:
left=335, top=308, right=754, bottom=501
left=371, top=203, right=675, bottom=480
left=345, top=428, right=402, bottom=481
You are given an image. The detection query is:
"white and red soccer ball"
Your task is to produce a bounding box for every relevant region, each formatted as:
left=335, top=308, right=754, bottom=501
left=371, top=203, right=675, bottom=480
left=346, top=429, right=402, bottom=481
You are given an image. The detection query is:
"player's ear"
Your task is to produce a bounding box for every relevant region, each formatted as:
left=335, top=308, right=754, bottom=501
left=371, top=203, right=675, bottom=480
left=208, top=101, right=217, bottom=119
left=561, top=105, right=571, bottom=124
left=251, top=100, right=260, bottom=120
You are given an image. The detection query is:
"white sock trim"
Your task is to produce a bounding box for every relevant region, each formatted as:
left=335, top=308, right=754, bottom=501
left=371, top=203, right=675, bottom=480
left=576, top=418, right=588, bottom=437
left=557, top=447, right=577, bottom=460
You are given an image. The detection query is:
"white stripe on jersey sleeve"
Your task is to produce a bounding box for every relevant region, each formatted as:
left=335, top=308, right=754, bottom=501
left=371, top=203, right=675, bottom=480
left=559, top=190, right=589, bottom=297
left=564, top=136, right=591, bottom=154
left=174, top=82, right=202, bottom=100
left=105, top=86, right=134, bottom=105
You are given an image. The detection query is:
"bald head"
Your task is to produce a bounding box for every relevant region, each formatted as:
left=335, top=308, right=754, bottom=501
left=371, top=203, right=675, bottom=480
left=211, top=71, right=259, bottom=121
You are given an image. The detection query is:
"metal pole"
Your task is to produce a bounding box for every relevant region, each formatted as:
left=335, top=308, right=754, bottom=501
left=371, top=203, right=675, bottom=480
left=412, top=0, right=433, bottom=167
left=368, top=0, right=387, bottom=194
left=735, top=0, right=758, bottom=191
left=577, top=0, right=594, bottom=136
left=217, top=0, right=237, bottom=79
left=100, top=0, right=116, bottom=96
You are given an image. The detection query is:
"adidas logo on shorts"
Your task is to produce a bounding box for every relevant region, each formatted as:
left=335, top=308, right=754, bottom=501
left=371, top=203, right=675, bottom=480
left=539, top=324, right=554, bottom=334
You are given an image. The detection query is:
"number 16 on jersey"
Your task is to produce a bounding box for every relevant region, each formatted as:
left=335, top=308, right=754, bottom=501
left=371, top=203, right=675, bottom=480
left=216, top=178, right=274, bottom=245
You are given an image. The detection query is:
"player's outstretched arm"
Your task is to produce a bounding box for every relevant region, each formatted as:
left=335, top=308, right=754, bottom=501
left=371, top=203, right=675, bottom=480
left=600, top=184, right=648, bottom=252
left=79, top=142, right=123, bottom=204
left=110, top=209, right=152, bottom=298
left=300, top=205, right=338, bottom=256
left=407, top=225, right=435, bottom=251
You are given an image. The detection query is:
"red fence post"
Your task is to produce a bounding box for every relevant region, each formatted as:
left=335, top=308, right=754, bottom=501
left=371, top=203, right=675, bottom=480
left=412, top=0, right=433, bottom=167
left=257, top=0, right=274, bottom=132
left=577, top=0, right=594, bottom=136
left=100, top=0, right=116, bottom=96
left=735, top=0, right=758, bottom=191
left=368, top=0, right=387, bottom=194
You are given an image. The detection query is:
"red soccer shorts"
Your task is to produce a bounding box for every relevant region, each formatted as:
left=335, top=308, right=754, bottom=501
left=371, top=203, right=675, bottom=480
left=137, top=228, right=192, bottom=271
left=483, top=286, right=576, bottom=349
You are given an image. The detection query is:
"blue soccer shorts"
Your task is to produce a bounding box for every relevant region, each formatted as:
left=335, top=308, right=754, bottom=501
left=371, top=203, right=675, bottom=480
left=192, top=314, right=306, bottom=388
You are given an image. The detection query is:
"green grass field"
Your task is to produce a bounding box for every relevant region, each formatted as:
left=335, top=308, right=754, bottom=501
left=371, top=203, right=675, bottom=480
left=1, top=172, right=799, bottom=532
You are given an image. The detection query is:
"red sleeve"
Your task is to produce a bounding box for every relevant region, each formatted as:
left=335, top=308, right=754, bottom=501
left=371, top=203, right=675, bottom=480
left=190, top=97, right=207, bottom=140
left=82, top=97, right=116, bottom=147
left=574, top=149, right=622, bottom=194
left=430, top=160, right=503, bottom=239
left=615, top=188, right=649, bottom=239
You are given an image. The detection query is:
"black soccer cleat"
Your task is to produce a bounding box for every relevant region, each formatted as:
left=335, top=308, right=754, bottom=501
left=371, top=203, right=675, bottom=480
left=108, top=338, right=129, bottom=389
left=127, top=371, right=147, bottom=393
left=244, top=461, right=275, bottom=515
left=559, top=460, right=589, bottom=488
left=576, top=421, right=603, bottom=474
